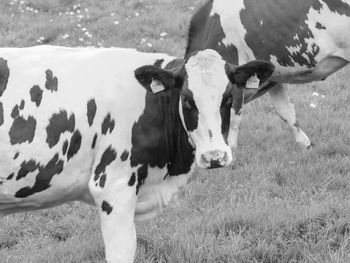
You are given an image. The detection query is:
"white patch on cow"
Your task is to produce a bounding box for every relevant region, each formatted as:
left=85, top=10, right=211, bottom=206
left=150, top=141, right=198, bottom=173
left=135, top=164, right=194, bottom=222
left=184, top=50, right=232, bottom=168
left=306, top=1, right=350, bottom=62
left=210, top=0, right=256, bottom=63
left=286, top=44, right=302, bottom=57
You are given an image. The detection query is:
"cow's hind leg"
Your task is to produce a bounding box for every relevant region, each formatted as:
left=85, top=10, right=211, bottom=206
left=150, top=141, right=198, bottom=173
left=269, top=83, right=312, bottom=149
left=89, top=164, right=137, bottom=263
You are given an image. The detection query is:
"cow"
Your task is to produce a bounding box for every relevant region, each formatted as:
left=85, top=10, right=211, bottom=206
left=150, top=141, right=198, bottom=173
left=186, top=0, right=350, bottom=151
left=0, top=46, right=274, bottom=262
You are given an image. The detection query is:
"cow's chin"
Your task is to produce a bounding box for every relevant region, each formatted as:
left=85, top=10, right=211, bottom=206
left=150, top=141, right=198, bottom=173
left=195, top=145, right=233, bottom=169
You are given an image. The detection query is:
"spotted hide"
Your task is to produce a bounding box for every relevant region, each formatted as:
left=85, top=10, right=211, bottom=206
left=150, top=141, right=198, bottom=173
left=0, top=46, right=274, bottom=263
left=186, top=0, right=350, bottom=150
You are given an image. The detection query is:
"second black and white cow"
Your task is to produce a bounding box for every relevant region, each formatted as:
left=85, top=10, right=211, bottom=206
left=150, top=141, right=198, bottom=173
left=0, top=46, right=274, bottom=262
left=186, top=0, right=350, bottom=150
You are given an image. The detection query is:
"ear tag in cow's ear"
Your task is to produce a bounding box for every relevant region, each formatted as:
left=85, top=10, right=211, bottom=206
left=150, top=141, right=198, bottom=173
left=150, top=79, right=165, bottom=93
left=245, top=74, right=260, bottom=89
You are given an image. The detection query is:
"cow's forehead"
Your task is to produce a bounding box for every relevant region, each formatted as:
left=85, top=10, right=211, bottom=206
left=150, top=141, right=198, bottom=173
left=185, top=50, right=229, bottom=100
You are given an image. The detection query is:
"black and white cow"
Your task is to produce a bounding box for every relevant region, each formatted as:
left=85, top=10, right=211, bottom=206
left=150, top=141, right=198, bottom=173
left=186, top=0, right=350, bottom=150
left=0, top=46, right=273, bottom=262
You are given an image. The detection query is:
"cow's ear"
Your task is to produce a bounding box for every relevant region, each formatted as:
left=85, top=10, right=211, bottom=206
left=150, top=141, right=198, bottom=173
left=135, top=65, right=177, bottom=93
left=226, top=60, right=275, bottom=87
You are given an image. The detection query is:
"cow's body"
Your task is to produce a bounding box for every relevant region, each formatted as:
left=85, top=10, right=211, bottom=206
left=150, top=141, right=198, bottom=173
left=186, top=0, right=350, bottom=149
left=0, top=46, right=176, bottom=214
left=0, top=46, right=274, bottom=262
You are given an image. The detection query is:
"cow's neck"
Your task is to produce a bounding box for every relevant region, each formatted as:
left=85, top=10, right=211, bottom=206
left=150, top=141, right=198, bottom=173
left=130, top=89, right=195, bottom=177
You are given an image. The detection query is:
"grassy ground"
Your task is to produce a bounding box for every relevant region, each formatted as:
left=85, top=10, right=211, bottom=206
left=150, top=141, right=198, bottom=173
left=0, top=0, right=350, bottom=262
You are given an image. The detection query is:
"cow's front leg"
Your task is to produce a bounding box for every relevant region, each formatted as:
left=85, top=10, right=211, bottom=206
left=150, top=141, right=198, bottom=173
left=269, top=83, right=312, bottom=149
left=89, top=165, right=137, bottom=263
left=228, top=110, right=242, bottom=158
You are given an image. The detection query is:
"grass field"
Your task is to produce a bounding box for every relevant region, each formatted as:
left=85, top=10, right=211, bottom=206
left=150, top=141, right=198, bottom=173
left=1, top=0, right=350, bottom=262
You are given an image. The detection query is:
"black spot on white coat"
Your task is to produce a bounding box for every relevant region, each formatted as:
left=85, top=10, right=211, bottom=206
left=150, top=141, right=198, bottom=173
left=7, top=173, right=14, bottom=180
left=15, top=153, right=64, bottom=198
left=11, top=105, right=19, bottom=119
left=45, top=69, right=58, bottom=92
left=62, top=140, right=69, bottom=155
left=46, top=110, right=75, bottom=148
left=30, top=85, right=43, bottom=107
left=19, top=100, right=25, bottom=110
left=120, top=150, right=129, bottom=161
left=94, top=146, right=117, bottom=184
left=136, top=164, right=148, bottom=194
left=101, top=113, right=115, bottom=135
left=87, top=99, right=97, bottom=126
left=16, top=160, right=39, bottom=180
left=91, top=133, right=97, bottom=149
left=128, top=173, right=136, bottom=186
left=99, top=174, right=106, bottom=188
left=0, top=57, right=10, bottom=97
left=101, top=201, right=113, bottom=215
left=9, top=116, right=36, bottom=145
left=67, top=130, right=82, bottom=161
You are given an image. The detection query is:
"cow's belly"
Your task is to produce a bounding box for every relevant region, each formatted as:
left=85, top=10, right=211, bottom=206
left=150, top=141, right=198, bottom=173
left=0, top=123, right=95, bottom=214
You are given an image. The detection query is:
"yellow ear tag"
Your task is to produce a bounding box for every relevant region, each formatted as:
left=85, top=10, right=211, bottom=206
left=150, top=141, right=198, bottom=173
left=246, top=74, right=260, bottom=89
left=150, top=79, right=165, bottom=93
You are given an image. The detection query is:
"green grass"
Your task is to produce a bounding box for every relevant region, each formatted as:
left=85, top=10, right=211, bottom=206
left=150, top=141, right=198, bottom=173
left=1, top=0, right=350, bottom=262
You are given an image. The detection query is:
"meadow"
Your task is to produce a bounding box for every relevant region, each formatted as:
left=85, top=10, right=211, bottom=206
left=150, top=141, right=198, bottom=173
left=0, top=0, right=350, bottom=262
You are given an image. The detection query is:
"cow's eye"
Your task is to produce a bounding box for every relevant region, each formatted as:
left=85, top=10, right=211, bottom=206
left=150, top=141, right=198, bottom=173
left=182, top=98, right=191, bottom=109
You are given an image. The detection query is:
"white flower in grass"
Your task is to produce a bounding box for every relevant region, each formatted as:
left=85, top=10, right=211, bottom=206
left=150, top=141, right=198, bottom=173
left=321, top=95, right=325, bottom=98
left=312, top=92, right=319, bottom=97
left=62, top=34, right=69, bottom=39
left=79, top=37, right=84, bottom=42
left=147, top=43, right=152, bottom=48
left=135, top=12, right=139, bottom=17
left=310, top=103, right=316, bottom=108
left=160, top=32, right=167, bottom=37
left=114, top=21, right=119, bottom=25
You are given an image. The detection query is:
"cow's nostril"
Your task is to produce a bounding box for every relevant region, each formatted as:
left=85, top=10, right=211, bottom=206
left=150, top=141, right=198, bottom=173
left=201, top=150, right=227, bottom=168
left=209, top=159, right=221, bottom=169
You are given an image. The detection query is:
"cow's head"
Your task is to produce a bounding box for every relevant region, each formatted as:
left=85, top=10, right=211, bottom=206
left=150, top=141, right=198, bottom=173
left=135, top=49, right=274, bottom=169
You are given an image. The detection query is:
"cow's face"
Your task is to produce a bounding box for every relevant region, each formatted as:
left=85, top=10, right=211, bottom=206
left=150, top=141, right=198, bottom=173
left=135, top=49, right=274, bottom=169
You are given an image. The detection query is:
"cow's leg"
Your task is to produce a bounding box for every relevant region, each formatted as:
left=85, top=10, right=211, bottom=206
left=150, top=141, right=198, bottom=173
left=271, top=56, right=349, bottom=84
left=89, top=167, right=137, bottom=263
left=228, top=111, right=242, bottom=156
left=269, top=83, right=312, bottom=149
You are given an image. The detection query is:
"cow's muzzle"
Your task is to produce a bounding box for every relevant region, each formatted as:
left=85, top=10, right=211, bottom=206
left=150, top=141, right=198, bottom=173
left=200, top=150, right=229, bottom=169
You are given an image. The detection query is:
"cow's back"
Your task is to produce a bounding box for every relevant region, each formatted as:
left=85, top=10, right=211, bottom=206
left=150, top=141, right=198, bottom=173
left=188, top=0, right=350, bottom=68
left=0, top=46, right=174, bottom=215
